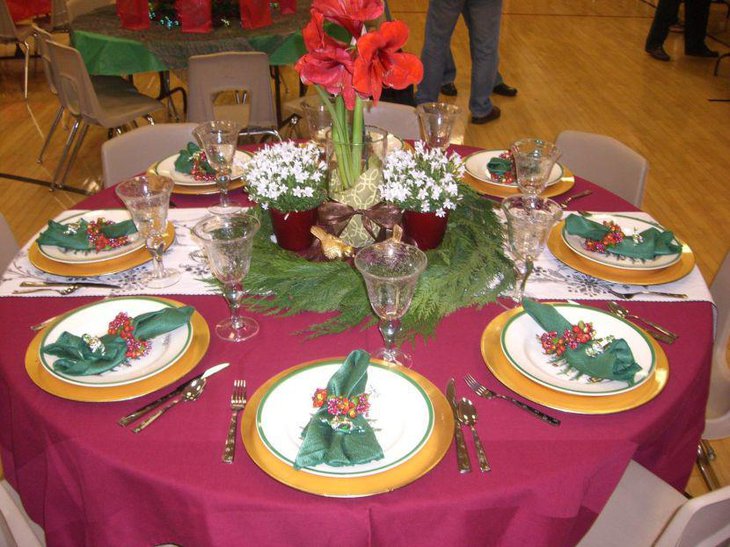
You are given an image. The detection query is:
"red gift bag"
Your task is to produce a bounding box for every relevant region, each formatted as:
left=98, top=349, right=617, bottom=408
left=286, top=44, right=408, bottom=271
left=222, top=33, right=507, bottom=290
left=117, top=0, right=150, bottom=30
left=239, top=0, right=273, bottom=29
left=175, top=0, right=212, bottom=33
left=278, top=0, right=296, bottom=15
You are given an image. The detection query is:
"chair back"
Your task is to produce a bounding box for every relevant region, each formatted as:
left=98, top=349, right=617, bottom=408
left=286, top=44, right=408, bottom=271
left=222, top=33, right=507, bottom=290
left=364, top=101, right=421, bottom=140
left=654, top=484, right=730, bottom=547
left=32, top=25, right=58, bottom=96
left=555, top=130, right=648, bottom=207
left=705, top=251, right=730, bottom=439
left=101, top=123, right=199, bottom=187
left=187, top=51, right=277, bottom=129
left=0, top=213, right=18, bottom=273
left=0, top=0, right=17, bottom=41
left=51, top=0, right=70, bottom=30
left=45, top=39, right=103, bottom=122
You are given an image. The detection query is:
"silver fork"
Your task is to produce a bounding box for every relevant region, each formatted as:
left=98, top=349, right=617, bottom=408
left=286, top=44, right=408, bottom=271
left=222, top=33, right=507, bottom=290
left=222, top=379, right=247, bottom=464
left=13, top=285, right=81, bottom=296
left=464, top=374, right=561, bottom=426
left=605, top=287, right=687, bottom=300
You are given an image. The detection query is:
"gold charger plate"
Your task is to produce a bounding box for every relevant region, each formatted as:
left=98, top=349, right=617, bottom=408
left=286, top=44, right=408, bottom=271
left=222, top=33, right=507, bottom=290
left=242, top=357, right=453, bottom=497
left=547, top=220, right=695, bottom=285
left=147, top=164, right=246, bottom=196
left=28, top=222, right=175, bottom=277
left=480, top=306, right=668, bottom=414
left=24, top=297, right=210, bottom=402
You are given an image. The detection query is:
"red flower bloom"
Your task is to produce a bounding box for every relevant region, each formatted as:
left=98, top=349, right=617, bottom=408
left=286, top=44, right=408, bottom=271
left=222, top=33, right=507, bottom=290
left=352, top=21, right=423, bottom=103
left=312, top=0, right=384, bottom=38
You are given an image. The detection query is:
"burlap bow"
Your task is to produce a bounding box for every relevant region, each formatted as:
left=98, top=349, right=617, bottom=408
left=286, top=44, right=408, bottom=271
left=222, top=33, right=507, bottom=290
left=318, top=201, right=402, bottom=242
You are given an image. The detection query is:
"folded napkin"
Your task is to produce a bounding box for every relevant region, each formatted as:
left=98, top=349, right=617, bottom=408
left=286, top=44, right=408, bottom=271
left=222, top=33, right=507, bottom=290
left=174, top=142, right=215, bottom=176
left=487, top=156, right=513, bottom=179
left=564, top=214, right=681, bottom=260
left=522, top=299, right=642, bottom=385
left=37, top=218, right=137, bottom=251
left=294, top=349, right=384, bottom=469
left=42, top=306, right=194, bottom=376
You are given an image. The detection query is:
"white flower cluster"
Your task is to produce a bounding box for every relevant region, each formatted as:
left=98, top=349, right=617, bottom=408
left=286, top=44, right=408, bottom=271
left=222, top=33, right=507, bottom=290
left=244, top=141, right=327, bottom=212
left=381, top=141, right=465, bottom=216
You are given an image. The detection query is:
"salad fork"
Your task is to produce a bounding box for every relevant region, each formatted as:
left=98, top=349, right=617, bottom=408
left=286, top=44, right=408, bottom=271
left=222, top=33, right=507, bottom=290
left=222, top=379, right=247, bottom=464
left=605, top=287, right=687, bottom=300
left=13, top=285, right=81, bottom=296
left=464, top=374, right=561, bottom=426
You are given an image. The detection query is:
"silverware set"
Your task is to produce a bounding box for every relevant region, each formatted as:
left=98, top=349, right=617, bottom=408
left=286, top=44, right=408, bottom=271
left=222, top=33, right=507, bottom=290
left=13, top=280, right=121, bottom=296
left=607, top=301, right=678, bottom=344
left=446, top=378, right=490, bottom=473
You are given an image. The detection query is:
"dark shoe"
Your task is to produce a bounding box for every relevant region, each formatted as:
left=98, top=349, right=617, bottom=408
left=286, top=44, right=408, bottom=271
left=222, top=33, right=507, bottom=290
left=686, top=46, right=719, bottom=58
left=471, top=106, right=501, bottom=125
left=646, top=45, right=671, bottom=61
left=492, top=83, right=518, bottom=97
left=440, top=83, right=458, bottom=96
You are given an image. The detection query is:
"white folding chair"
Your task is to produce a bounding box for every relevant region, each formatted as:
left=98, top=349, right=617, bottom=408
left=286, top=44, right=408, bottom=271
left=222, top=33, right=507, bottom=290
left=363, top=100, right=421, bottom=140
left=578, top=460, right=730, bottom=546
left=555, top=130, right=648, bottom=207
left=0, top=213, right=18, bottom=273
left=0, top=478, right=45, bottom=547
left=0, top=0, right=35, bottom=99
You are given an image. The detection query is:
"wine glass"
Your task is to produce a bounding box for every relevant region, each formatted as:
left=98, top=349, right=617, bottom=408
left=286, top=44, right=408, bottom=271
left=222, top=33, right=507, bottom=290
left=193, top=120, right=242, bottom=215
left=416, top=102, right=462, bottom=151
left=301, top=97, right=332, bottom=148
left=115, top=174, right=180, bottom=288
left=354, top=239, right=427, bottom=368
left=501, top=195, right=562, bottom=302
left=510, top=138, right=561, bottom=198
left=193, top=212, right=260, bottom=342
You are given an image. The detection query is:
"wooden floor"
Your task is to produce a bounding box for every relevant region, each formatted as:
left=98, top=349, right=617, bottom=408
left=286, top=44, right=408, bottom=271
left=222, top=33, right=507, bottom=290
left=0, top=0, right=729, bottom=495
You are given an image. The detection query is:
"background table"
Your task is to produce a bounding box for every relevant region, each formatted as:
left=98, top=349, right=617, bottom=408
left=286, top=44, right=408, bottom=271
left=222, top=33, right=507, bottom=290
left=0, top=145, right=713, bottom=546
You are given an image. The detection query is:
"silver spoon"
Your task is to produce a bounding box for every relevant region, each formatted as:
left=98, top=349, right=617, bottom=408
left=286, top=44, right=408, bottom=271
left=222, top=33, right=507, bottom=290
left=559, top=190, right=592, bottom=209
left=457, top=398, right=491, bottom=473
left=132, top=378, right=207, bottom=433
left=607, top=301, right=678, bottom=340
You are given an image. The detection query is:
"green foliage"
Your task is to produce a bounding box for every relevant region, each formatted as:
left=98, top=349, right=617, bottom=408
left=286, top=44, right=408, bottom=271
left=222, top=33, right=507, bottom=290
left=236, top=185, right=514, bottom=338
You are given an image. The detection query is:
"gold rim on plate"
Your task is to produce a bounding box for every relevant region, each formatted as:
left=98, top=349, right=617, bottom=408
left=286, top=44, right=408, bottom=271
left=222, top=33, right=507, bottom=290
left=28, top=222, right=175, bottom=277
left=147, top=159, right=248, bottom=196
left=24, top=297, right=210, bottom=402
left=547, top=220, right=695, bottom=285
left=241, top=357, right=453, bottom=497
left=480, top=306, right=668, bottom=414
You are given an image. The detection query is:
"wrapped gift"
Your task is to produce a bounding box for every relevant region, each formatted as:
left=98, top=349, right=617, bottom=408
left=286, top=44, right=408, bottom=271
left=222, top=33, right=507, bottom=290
left=175, top=0, right=212, bottom=33
left=239, top=0, right=273, bottom=29
left=117, top=0, right=150, bottom=30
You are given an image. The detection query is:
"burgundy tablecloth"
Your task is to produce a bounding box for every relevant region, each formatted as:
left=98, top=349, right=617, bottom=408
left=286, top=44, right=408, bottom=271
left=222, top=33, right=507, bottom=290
left=0, top=145, right=713, bottom=546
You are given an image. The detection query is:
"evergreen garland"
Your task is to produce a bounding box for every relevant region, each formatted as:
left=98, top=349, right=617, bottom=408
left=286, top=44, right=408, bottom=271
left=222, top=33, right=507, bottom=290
left=239, top=184, right=515, bottom=338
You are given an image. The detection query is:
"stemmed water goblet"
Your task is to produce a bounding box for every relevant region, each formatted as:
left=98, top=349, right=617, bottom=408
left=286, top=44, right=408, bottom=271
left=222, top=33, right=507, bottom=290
left=193, top=212, right=260, bottom=342
left=193, top=120, right=242, bottom=215
left=115, top=174, right=180, bottom=288
left=501, top=195, right=562, bottom=302
left=354, top=239, right=427, bottom=368
left=510, top=138, right=561, bottom=199
left=416, top=102, right=462, bottom=150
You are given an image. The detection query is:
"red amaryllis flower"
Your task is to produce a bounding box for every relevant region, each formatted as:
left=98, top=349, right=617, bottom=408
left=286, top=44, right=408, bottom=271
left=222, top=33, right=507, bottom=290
left=313, top=0, right=384, bottom=38
left=352, top=21, right=423, bottom=103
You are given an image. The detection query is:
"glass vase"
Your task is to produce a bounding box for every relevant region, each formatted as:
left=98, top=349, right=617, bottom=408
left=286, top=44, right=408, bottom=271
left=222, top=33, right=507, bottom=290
left=269, top=208, right=317, bottom=251
left=403, top=210, right=449, bottom=250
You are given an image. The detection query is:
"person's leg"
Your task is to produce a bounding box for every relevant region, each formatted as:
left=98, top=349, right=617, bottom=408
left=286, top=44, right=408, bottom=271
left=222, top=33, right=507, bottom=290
left=645, top=0, right=682, bottom=50
left=443, top=49, right=457, bottom=86
left=463, top=0, right=502, bottom=119
left=416, top=0, right=464, bottom=105
left=684, top=0, right=716, bottom=55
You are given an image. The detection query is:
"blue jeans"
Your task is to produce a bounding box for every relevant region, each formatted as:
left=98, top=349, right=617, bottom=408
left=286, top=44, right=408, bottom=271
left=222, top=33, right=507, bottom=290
left=415, top=0, right=502, bottom=117
left=443, top=49, right=504, bottom=89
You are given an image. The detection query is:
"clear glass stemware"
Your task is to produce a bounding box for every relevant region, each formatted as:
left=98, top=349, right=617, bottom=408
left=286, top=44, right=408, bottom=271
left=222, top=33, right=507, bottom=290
left=354, top=239, right=427, bottom=368
left=501, top=195, right=562, bottom=302
left=115, top=174, right=180, bottom=288
left=193, top=120, right=242, bottom=215
left=192, top=212, right=260, bottom=342
left=416, top=102, right=462, bottom=151
left=510, top=138, right=561, bottom=198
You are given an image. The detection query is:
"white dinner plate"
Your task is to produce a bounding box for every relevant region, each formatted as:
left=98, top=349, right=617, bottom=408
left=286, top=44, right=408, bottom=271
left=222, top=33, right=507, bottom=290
left=257, top=360, right=434, bottom=477
left=465, top=149, right=564, bottom=187
left=500, top=303, right=656, bottom=396
left=39, top=297, right=194, bottom=388
left=561, top=213, right=682, bottom=271
left=37, top=210, right=144, bottom=264
left=156, top=150, right=252, bottom=186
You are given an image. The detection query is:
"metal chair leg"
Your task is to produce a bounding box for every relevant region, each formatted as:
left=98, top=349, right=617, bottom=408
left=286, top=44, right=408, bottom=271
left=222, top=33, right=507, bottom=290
left=38, top=106, right=64, bottom=164
left=51, top=118, right=81, bottom=191
left=58, top=123, right=88, bottom=188
left=21, top=39, right=30, bottom=100
left=696, top=440, right=721, bottom=491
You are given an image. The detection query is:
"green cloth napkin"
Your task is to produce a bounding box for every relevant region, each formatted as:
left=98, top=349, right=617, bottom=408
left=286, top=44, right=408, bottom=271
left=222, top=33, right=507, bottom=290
left=487, top=156, right=513, bottom=178
left=174, top=142, right=215, bottom=175
left=294, top=349, right=384, bottom=469
left=522, top=299, right=642, bottom=385
left=42, top=306, right=195, bottom=376
left=564, top=214, right=681, bottom=260
left=37, top=218, right=137, bottom=251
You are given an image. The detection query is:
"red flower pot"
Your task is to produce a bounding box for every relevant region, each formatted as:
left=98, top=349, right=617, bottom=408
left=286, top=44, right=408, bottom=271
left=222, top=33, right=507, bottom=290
left=269, top=208, right=317, bottom=251
left=403, top=210, right=448, bottom=250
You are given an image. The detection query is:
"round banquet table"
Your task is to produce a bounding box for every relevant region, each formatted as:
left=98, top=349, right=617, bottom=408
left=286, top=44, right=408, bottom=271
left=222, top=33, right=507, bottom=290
left=0, top=145, right=713, bottom=547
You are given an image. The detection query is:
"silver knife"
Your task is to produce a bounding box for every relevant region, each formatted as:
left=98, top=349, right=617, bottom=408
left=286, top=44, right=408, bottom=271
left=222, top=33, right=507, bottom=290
left=21, top=280, right=122, bottom=289
left=118, top=362, right=230, bottom=427
left=446, top=378, right=471, bottom=473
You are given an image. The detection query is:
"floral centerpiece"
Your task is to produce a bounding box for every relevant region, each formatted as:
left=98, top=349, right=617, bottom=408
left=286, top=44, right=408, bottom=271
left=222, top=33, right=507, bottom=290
left=244, top=141, right=328, bottom=251
left=294, top=0, right=423, bottom=247
left=380, top=142, right=465, bottom=249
